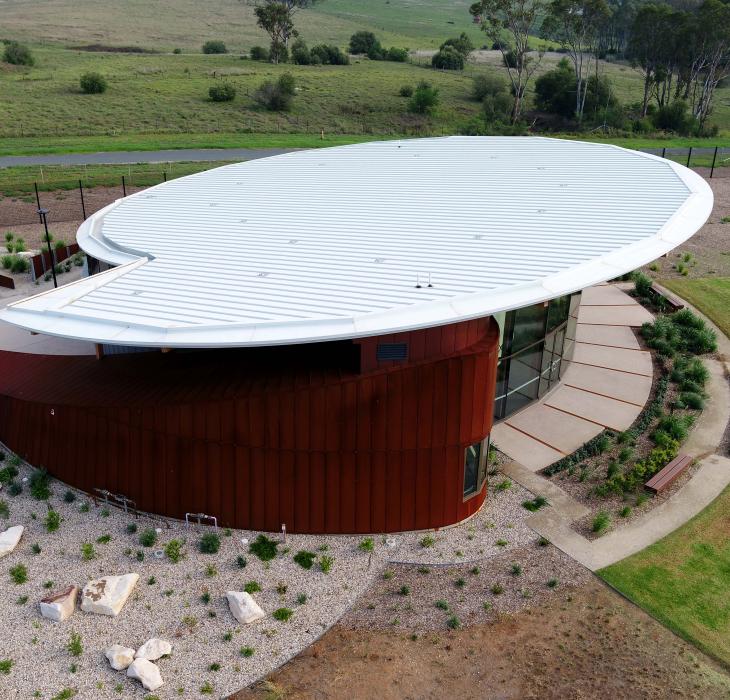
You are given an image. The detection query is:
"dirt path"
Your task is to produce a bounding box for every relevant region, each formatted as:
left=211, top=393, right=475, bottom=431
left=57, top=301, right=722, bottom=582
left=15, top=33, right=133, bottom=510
left=232, top=577, right=730, bottom=700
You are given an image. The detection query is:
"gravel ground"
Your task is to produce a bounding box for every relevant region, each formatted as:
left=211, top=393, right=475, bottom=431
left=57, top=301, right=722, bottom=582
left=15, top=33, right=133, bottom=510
left=342, top=544, right=590, bottom=633
left=0, top=449, right=537, bottom=700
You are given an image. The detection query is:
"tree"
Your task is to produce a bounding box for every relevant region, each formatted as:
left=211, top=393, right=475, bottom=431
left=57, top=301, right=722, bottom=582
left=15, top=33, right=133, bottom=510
left=470, top=0, right=547, bottom=121
left=254, top=73, right=297, bottom=110
left=254, top=0, right=316, bottom=63
left=534, top=58, right=576, bottom=116
left=349, top=31, right=379, bottom=54
left=627, top=3, right=685, bottom=117
left=541, top=0, right=609, bottom=120
left=440, top=32, right=475, bottom=57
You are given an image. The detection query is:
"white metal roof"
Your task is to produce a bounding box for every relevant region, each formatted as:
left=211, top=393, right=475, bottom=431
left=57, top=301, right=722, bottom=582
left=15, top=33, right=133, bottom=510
left=1, top=137, right=713, bottom=348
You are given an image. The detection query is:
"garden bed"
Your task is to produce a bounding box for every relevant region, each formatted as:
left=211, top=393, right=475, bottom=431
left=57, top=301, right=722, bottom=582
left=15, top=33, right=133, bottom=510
left=541, top=301, right=717, bottom=539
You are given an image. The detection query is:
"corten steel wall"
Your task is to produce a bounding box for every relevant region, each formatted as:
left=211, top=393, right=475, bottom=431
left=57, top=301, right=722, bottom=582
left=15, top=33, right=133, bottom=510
left=0, top=318, right=498, bottom=533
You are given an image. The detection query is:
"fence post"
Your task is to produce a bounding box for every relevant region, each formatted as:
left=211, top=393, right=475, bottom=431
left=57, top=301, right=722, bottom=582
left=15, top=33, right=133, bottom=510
left=661, top=147, right=666, bottom=159
left=163, top=171, right=167, bottom=182
left=34, top=182, right=43, bottom=223
left=79, top=180, right=87, bottom=220
left=710, top=146, right=718, bottom=179
left=686, top=147, right=692, bottom=168
left=122, top=175, right=127, bottom=197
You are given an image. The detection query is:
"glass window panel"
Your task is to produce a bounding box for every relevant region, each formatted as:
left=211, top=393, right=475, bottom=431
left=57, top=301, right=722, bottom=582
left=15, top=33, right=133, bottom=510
left=463, top=441, right=481, bottom=497
left=505, top=342, right=542, bottom=416
left=510, top=303, right=547, bottom=354
left=547, top=295, right=570, bottom=332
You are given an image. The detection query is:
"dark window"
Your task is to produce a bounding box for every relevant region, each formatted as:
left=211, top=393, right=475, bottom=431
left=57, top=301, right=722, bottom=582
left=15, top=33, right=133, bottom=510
left=376, top=342, right=408, bottom=361
left=463, top=437, right=488, bottom=498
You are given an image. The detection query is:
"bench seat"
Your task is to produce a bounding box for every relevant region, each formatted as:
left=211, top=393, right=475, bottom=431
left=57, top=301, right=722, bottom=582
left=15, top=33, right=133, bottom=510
left=645, top=454, right=693, bottom=494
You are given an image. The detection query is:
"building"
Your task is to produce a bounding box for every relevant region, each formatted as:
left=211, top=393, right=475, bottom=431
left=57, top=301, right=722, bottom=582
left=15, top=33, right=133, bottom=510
left=0, top=137, right=712, bottom=533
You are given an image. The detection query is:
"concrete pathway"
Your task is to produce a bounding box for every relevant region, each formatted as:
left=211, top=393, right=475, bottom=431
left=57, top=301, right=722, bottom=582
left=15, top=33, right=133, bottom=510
left=492, top=284, right=653, bottom=471
left=0, top=148, right=296, bottom=168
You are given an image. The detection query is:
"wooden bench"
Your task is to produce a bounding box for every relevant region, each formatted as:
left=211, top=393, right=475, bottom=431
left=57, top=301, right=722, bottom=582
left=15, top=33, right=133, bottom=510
left=651, top=283, right=684, bottom=312
left=645, top=454, right=693, bottom=494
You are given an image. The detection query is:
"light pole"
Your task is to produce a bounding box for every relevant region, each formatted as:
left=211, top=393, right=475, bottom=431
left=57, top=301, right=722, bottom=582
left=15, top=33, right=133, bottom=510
left=38, top=208, right=57, bottom=289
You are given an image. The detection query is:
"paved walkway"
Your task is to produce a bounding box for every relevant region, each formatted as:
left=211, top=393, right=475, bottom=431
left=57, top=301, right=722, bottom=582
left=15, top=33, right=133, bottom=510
left=492, top=283, right=654, bottom=471
left=498, top=286, right=730, bottom=571
left=0, top=147, right=296, bottom=168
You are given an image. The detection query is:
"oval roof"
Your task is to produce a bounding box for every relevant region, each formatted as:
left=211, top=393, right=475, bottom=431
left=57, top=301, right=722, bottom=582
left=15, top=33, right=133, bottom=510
left=2, top=136, right=713, bottom=347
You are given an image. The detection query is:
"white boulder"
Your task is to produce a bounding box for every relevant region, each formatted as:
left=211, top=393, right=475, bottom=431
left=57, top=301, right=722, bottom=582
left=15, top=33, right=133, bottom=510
left=80, top=573, right=139, bottom=617
left=127, top=658, right=163, bottom=692
left=39, top=585, right=78, bottom=622
left=0, top=525, right=24, bottom=559
left=105, top=644, right=135, bottom=671
left=135, top=638, right=172, bottom=661
left=226, top=591, right=265, bottom=624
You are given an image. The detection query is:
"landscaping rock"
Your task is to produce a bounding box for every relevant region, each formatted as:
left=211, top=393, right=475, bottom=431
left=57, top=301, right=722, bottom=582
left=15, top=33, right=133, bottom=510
left=0, top=525, right=24, bottom=559
left=39, top=585, right=78, bottom=622
left=127, top=658, right=163, bottom=691
left=227, top=591, right=265, bottom=624
left=104, top=644, right=135, bottom=671
left=80, top=573, right=139, bottom=616
left=135, top=638, right=172, bottom=661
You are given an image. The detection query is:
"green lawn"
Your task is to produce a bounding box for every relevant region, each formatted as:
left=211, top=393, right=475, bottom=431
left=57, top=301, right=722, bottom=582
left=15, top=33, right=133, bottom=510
left=661, top=278, right=730, bottom=340
left=599, top=486, right=730, bottom=667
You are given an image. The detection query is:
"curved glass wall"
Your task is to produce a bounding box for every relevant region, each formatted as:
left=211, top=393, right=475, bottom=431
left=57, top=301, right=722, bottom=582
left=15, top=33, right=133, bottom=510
left=493, top=293, right=581, bottom=421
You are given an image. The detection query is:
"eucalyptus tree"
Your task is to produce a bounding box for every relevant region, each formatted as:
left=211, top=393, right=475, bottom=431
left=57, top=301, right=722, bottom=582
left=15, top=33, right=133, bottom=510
left=542, top=0, right=610, bottom=120
left=470, top=0, right=547, bottom=121
left=254, top=0, right=317, bottom=63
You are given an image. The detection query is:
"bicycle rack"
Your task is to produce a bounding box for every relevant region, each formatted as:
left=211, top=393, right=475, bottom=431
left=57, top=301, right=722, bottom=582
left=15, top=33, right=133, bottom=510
left=93, top=488, right=137, bottom=517
left=185, top=512, right=218, bottom=532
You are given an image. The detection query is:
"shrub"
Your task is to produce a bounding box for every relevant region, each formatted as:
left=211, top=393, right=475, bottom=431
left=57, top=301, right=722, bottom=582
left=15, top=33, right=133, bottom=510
left=293, top=550, right=315, bottom=569
left=490, top=583, right=504, bottom=595
left=243, top=580, right=261, bottom=594
left=310, top=44, right=349, bottom=65
left=9, top=564, right=27, bottom=584
left=10, top=256, right=28, bottom=273
left=0, top=465, right=18, bottom=484
left=495, top=479, right=512, bottom=491
left=472, top=73, right=507, bottom=101
left=522, top=495, right=547, bottom=512
left=202, top=40, right=227, bottom=54
left=652, top=100, right=695, bottom=135
left=1, top=255, right=12, bottom=270
left=446, top=615, right=461, bottom=629
left=253, top=74, right=296, bottom=111
left=619, top=505, right=632, bottom=518
left=165, top=539, right=183, bottom=563
left=633, top=272, right=653, bottom=299
left=272, top=607, right=293, bottom=622
left=399, top=585, right=410, bottom=596
left=139, top=529, right=158, bottom=547
left=386, top=47, right=408, bottom=62
left=680, top=391, right=705, bottom=410
left=655, top=414, right=694, bottom=442
left=358, top=537, right=374, bottom=552
left=45, top=509, right=61, bottom=533
left=440, top=32, right=474, bottom=57
left=435, top=599, right=449, bottom=610
left=208, top=83, right=236, bottom=102
left=240, top=646, right=255, bottom=657
left=250, top=45, right=270, bottom=61
left=319, top=554, right=333, bottom=573
left=249, top=533, right=278, bottom=561
left=510, top=563, right=522, bottom=576
left=547, top=578, right=559, bottom=588
left=67, top=632, right=83, bottom=657
left=399, top=84, right=414, bottom=97
left=29, top=469, right=51, bottom=500
left=431, top=46, right=464, bottom=70
left=420, top=534, right=435, bottom=548
left=0, top=659, right=12, bottom=674
left=592, top=511, right=611, bottom=534
left=3, top=42, right=34, bottom=66
left=63, top=490, right=76, bottom=504
left=0, top=500, right=8, bottom=520
left=349, top=31, right=379, bottom=55
left=126, top=522, right=137, bottom=534
left=80, top=543, right=96, bottom=561
left=291, top=38, right=311, bottom=65
left=236, top=555, right=247, bottom=569
left=199, top=532, right=221, bottom=554
left=96, top=534, right=111, bottom=544
left=79, top=72, right=108, bottom=94
left=543, top=430, right=615, bottom=476
left=7, top=482, right=21, bottom=497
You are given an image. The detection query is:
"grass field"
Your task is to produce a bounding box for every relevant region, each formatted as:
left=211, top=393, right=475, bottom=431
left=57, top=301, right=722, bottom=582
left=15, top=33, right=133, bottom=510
left=599, top=486, right=730, bottom=667
left=0, top=0, right=485, bottom=51
left=660, top=278, right=730, bottom=339
left=1, top=44, right=729, bottom=144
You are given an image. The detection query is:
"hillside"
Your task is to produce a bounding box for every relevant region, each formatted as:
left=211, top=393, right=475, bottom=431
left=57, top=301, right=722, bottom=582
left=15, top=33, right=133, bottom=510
left=0, top=0, right=483, bottom=51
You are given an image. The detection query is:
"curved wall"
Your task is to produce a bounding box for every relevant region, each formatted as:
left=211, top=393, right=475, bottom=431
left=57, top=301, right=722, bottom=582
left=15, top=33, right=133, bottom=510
left=0, top=318, right=499, bottom=534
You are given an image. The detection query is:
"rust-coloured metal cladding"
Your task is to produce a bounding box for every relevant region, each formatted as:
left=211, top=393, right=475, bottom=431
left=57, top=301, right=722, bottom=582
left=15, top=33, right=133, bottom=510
left=0, top=317, right=499, bottom=533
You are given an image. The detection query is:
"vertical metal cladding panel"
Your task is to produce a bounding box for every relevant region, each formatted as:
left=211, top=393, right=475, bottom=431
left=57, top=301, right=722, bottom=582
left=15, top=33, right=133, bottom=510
left=0, top=316, right=498, bottom=534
